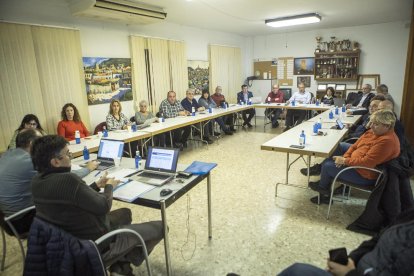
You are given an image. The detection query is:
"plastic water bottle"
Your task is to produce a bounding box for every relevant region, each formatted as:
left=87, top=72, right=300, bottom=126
left=83, top=146, right=89, bottom=160
left=160, top=112, right=164, bottom=123
left=292, top=100, right=296, bottom=106
left=75, top=130, right=81, bottom=144
left=208, top=107, right=212, bottom=113
left=191, top=107, right=195, bottom=116
left=329, top=110, right=334, bottom=119
left=315, top=99, right=320, bottom=106
left=102, top=126, right=108, bottom=137
left=299, top=130, right=306, bottom=146
left=135, top=151, right=141, bottom=170
left=342, top=104, right=346, bottom=113
left=335, top=106, right=339, bottom=115
left=313, top=123, right=318, bottom=134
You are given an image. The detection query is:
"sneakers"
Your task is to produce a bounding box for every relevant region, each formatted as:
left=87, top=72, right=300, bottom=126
left=310, top=195, right=333, bottom=205
left=300, top=163, right=322, bottom=176
left=308, top=181, right=330, bottom=195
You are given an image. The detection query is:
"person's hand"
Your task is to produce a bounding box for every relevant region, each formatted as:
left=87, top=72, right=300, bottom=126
left=327, top=258, right=355, bottom=276
left=346, top=110, right=353, bottom=115
left=346, top=104, right=352, bottom=109
left=178, top=111, right=186, bottom=116
left=333, top=156, right=346, bottom=167
left=96, top=171, right=120, bottom=188
left=86, top=160, right=99, bottom=171
left=198, top=107, right=205, bottom=111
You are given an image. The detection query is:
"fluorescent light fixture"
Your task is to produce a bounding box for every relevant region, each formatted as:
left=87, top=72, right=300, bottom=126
left=265, top=13, right=321, bottom=28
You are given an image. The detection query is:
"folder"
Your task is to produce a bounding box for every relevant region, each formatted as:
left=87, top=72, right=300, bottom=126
left=184, top=161, right=217, bottom=175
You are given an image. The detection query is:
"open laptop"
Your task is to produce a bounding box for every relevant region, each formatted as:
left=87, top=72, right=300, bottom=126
left=95, top=139, right=125, bottom=171
left=131, top=147, right=179, bottom=186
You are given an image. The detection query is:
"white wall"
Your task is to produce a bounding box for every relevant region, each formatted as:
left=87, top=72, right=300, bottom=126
left=250, top=21, right=410, bottom=116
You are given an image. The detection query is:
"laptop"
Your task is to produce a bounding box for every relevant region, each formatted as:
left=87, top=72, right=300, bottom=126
left=95, top=139, right=125, bottom=171
left=249, top=96, right=262, bottom=104
left=336, top=119, right=345, bottom=130
left=131, top=147, right=179, bottom=186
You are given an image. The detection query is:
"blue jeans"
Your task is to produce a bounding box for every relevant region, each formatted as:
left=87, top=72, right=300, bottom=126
left=319, top=142, right=376, bottom=190
left=278, top=263, right=330, bottom=276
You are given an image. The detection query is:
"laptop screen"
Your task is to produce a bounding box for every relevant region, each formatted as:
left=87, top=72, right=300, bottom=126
left=145, top=147, right=179, bottom=173
left=97, top=139, right=124, bottom=160
left=336, top=119, right=345, bottom=130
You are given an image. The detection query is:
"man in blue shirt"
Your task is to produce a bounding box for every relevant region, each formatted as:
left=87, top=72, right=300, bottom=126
left=236, top=84, right=255, bottom=128
left=284, top=83, right=311, bottom=131
left=181, top=88, right=214, bottom=144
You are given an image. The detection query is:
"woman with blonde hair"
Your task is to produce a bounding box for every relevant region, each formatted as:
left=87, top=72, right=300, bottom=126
left=106, top=99, right=129, bottom=130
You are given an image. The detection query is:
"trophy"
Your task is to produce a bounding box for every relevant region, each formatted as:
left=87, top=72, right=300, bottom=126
left=353, top=41, right=360, bottom=51
left=315, top=36, right=322, bottom=52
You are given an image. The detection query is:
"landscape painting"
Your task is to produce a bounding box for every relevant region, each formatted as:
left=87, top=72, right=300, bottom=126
left=83, top=57, right=133, bottom=105
left=188, top=60, right=209, bottom=95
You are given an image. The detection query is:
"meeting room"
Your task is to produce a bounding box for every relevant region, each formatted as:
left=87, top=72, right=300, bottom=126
left=1, top=0, right=414, bottom=275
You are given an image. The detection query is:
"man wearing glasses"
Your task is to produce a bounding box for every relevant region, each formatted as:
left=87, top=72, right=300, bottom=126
left=30, top=135, right=164, bottom=275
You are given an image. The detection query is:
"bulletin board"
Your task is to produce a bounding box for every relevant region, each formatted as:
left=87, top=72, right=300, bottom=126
left=277, top=57, right=294, bottom=86
left=253, top=61, right=277, bottom=80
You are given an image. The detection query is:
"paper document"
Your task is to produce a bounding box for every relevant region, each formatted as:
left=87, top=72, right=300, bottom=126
left=113, top=181, right=155, bottom=202
left=107, top=169, right=136, bottom=180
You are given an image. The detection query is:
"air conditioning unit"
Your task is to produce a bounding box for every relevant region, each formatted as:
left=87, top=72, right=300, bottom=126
left=68, top=0, right=167, bottom=24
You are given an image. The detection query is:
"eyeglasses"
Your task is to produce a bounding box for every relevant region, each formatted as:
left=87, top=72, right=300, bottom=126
left=26, top=123, right=37, bottom=126
left=56, top=151, right=73, bottom=160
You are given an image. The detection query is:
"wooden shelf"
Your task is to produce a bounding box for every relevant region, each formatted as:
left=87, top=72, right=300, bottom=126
left=314, top=50, right=360, bottom=80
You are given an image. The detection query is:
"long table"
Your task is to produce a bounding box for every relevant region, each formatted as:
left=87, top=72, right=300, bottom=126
left=76, top=156, right=214, bottom=276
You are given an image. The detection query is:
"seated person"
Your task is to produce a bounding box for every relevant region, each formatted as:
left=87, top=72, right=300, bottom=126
left=211, top=86, right=235, bottom=131
left=308, top=109, right=400, bottom=204
left=30, top=135, right=163, bottom=275
left=106, top=99, right=129, bottom=130
left=236, top=84, right=255, bottom=128
left=198, top=90, right=233, bottom=135
left=57, top=103, right=89, bottom=141
left=181, top=88, right=214, bottom=144
left=346, top=84, right=375, bottom=115
left=264, top=84, right=284, bottom=128
left=376, top=83, right=394, bottom=104
left=0, top=129, right=41, bottom=235
left=284, top=83, right=311, bottom=131
left=321, top=87, right=335, bottom=105
left=135, top=100, right=164, bottom=147
left=8, top=114, right=47, bottom=150
left=278, top=208, right=414, bottom=276
left=377, top=99, right=405, bottom=145
left=159, top=90, right=190, bottom=149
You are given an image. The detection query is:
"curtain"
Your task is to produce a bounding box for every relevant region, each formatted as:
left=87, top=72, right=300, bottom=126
left=129, top=35, right=149, bottom=112
left=209, top=45, right=242, bottom=103
left=168, top=40, right=188, bottom=100
left=0, top=23, right=45, bottom=151
left=32, top=26, right=89, bottom=133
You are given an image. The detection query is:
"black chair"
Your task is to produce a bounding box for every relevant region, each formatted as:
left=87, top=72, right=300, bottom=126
left=1, top=206, right=35, bottom=271
left=94, top=121, right=107, bottom=135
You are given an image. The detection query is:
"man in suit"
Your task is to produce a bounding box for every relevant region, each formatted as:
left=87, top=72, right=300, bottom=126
left=236, top=84, right=255, bottom=128
left=346, top=84, right=375, bottom=115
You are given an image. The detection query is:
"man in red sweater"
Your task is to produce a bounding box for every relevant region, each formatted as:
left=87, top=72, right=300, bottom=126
left=211, top=86, right=236, bottom=131
left=309, top=109, right=400, bottom=204
left=264, top=84, right=285, bottom=128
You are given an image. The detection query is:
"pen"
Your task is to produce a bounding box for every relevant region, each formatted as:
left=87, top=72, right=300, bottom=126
left=94, top=171, right=101, bottom=177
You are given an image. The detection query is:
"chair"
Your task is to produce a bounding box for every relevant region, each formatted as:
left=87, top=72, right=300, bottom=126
left=324, top=166, right=384, bottom=219
left=1, top=205, right=36, bottom=271
left=333, top=97, right=346, bottom=107
left=94, top=121, right=107, bottom=135
left=24, top=217, right=152, bottom=276
left=130, top=116, right=136, bottom=123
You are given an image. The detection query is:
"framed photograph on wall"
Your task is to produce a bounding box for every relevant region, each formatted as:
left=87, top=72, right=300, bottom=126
left=297, top=76, right=311, bottom=87
left=327, top=83, right=336, bottom=88
left=188, top=60, right=209, bottom=94
left=335, top=84, right=346, bottom=91
left=293, top=57, right=315, bottom=75
left=357, top=74, right=380, bottom=90
left=317, top=84, right=327, bottom=91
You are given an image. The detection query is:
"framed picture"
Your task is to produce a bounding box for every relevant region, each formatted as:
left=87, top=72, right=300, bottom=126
left=317, top=84, right=327, bottom=91
left=357, top=74, right=380, bottom=90
left=335, top=84, right=346, bottom=91
left=293, top=57, right=315, bottom=75
left=297, top=76, right=311, bottom=87
left=327, top=83, right=336, bottom=88
left=188, top=60, right=209, bottom=94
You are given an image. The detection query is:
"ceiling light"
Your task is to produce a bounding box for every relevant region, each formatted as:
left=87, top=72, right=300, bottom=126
left=265, top=13, right=321, bottom=28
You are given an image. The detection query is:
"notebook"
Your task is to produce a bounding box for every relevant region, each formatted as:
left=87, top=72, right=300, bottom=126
left=95, top=139, right=125, bottom=171
left=131, top=147, right=179, bottom=186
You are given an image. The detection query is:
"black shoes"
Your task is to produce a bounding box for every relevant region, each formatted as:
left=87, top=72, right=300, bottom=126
left=309, top=181, right=330, bottom=195
left=224, top=131, right=233, bottom=135
left=310, top=195, right=333, bottom=205
left=229, top=127, right=236, bottom=132
left=213, top=131, right=221, bottom=136
left=203, top=136, right=214, bottom=144
left=300, top=163, right=322, bottom=176
left=247, top=123, right=253, bottom=128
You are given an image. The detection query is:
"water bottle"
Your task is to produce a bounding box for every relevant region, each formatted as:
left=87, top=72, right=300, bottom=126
left=102, top=126, right=108, bottom=137
left=299, top=130, right=306, bottom=146
left=75, top=130, right=81, bottom=144
left=329, top=110, right=334, bottom=119
left=342, top=104, right=346, bottom=113
left=335, top=106, right=339, bottom=115
left=191, top=107, right=195, bottom=116
left=292, top=100, right=296, bottom=106
left=83, top=146, right=89, bottom=160
left=313, top=123, right=318, bottom=134
left=135, top=151, right=141, bottom=169
left=160, top=112, right=164, bottom=123
left=208, top=107, right=212, bottom=113
left=318, top=117, right=322, bottom=130
left=315, top=99, right=320, bottom=106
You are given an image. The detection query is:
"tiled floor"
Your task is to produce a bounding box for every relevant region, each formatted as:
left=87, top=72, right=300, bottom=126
left=1, top=118, right=388, bottom=275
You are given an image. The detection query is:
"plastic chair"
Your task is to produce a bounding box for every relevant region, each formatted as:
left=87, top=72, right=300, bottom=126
left=94, top=122, right=107, bottom=135
left=324, top=166, right=384, bottom=219
left=1, top=205, right=35, bottom=271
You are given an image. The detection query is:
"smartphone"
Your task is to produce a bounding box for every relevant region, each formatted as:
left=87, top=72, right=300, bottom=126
left=329, top=247, right=348, bottom=265
left=289, top=144, right=305, bottom=149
